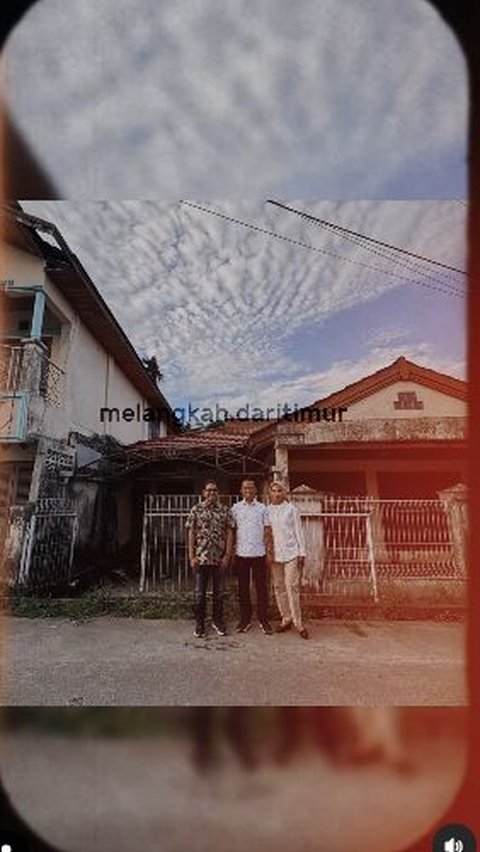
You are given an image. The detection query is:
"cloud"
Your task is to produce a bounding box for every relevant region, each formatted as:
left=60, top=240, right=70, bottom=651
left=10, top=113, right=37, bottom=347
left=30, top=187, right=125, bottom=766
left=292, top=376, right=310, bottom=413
left=222, top=344, right=466, bottom=413
left=5, top=0, right=467, bottom=197
left=21, top=200, right=466, bottom=410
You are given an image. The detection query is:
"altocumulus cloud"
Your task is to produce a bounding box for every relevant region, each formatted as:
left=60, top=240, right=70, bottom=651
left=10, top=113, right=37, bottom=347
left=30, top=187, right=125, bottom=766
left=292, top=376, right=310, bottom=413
left=5, top=0, right=467, bottom=197
left=21, top=200, right=466, bottom=410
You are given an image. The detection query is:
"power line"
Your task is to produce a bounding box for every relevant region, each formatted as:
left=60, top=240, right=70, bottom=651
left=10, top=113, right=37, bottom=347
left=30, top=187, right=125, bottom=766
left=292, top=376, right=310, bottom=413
left=267, top=200, right=466, bottom=276
left=180, top=201, right=464, bottom=299
left=283, top=211, right=464, bottom=295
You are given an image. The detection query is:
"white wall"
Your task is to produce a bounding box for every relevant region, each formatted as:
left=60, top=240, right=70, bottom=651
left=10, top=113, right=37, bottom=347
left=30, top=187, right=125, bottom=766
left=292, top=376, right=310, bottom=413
left=3, top=248, right=169, bottom=446
left=105, top=359, right=153, bottom=444
left=40, top=315, right=161, bottom=443
left=342, top=381, right=466, bottom=420
left=67, top=321, right=110, bottom=436
left=2, top=245, right=45, bottom=286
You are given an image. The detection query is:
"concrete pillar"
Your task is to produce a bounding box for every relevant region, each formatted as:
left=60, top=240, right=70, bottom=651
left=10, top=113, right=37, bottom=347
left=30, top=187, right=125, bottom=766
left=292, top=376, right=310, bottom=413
left=30, top=289, right=46, bottom=339
left=19, top=339, right=49, bottom=436
left=272, top=445, right=289, bottom=489
left=19, top=338, right=47, bottom=393
left=438, top=483, right=467, bottom=575
left=290, top=486, right=324, bottom=588
left=365, top=466, right=379, bottom=498
left=365, top=465, right=387, bottom=560
left=29, top=438, right=47, bottom=501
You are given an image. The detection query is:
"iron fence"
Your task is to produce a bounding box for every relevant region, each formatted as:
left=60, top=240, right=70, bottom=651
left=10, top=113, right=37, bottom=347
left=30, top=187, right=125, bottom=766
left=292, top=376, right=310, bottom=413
left=0, top=342, right=65, bottom=406
left=0, top=344, right=24, bottom=391
left=140, top=493, right=464, bottom=598
left=140, top=494, right=237, bottom=592
left=16, top=498, right=78, bottom=590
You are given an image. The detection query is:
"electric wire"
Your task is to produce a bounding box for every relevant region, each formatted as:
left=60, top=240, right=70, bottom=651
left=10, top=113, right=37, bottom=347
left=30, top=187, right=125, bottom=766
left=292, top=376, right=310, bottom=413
left=180, top=201, right=464, bottom=299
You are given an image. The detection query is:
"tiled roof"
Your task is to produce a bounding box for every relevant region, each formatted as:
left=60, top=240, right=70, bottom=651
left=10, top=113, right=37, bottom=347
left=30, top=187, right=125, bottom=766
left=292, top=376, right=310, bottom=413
left=129, top=430, right=248, bottom=454
left=309, top=356, right=466, bottom=408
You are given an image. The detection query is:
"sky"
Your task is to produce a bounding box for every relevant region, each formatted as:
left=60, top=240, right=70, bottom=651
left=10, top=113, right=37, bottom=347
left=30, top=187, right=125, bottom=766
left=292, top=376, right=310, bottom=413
left=22, top=200, right=466, bottom=417
left=4, top=0, right=467, bottom=198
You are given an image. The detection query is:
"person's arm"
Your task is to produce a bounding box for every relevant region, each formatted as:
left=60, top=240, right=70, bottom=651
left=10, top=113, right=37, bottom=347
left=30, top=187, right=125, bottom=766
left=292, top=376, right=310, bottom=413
left=186, top=513, right=198, bottom=568
left=221, top=507, right=235, bottom=568
left=264, top=525, right=274, bottom=563
left=221, top=526, right=234, bottom=568
left=264, top=506, right=274, bottom=563
left=292, top=504, right=306, bottom=570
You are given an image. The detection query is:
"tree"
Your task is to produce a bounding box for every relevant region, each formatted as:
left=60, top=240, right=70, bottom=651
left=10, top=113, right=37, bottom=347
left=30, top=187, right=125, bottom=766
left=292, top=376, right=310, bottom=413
left=142, top=355, right=163, bottom=385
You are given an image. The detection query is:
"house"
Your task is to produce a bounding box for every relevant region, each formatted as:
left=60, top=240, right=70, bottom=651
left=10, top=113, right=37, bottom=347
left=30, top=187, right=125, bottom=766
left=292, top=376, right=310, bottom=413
left=117, top=356, right=466, bottom=500
left=0, top=202, right=174, bottom=585
left=247, top=356, right=467, bottom=499
left=121, top=357, right=467, bottom=597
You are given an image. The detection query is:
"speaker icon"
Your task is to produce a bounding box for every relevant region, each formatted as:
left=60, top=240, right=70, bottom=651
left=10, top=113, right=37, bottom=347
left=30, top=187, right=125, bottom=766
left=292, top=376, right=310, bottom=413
left=435, top=826, right=476, bottom=852
left=444, top=841, right=464, bottom=852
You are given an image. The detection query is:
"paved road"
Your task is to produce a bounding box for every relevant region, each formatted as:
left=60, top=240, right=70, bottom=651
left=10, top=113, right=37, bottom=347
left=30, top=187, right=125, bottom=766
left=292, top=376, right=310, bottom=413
left=0, top=732, right=466, bottom=852
left=1, top=617, right=467, bottom=705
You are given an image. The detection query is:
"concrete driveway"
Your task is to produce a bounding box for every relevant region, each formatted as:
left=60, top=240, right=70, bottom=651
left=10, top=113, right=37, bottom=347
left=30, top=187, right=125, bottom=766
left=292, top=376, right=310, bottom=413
left=1, top=616, right=467, bottom=705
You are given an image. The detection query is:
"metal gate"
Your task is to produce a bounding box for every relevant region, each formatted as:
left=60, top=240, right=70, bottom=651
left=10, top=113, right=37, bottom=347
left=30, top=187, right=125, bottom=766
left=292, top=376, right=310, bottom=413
left=301, top=509, right=378, bottom=600
left=140, top=493, right=462, bottom=598
left=295, top=494, right=461, bottom=600
left=140, top=494, right=236, bottom=592
left=17, top=498, right=78, bottom=590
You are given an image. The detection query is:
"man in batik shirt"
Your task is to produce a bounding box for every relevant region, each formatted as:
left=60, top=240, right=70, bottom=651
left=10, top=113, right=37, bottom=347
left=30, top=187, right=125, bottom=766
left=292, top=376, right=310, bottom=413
left=186, top=480, right=235, bottom=638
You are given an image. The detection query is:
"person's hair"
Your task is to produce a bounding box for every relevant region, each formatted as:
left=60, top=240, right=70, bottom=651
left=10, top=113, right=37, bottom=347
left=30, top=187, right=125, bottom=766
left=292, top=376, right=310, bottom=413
left=240, top=478, right=257, bottom=491
left=203, top=480, right=218, bottom=490
left=269, top=480, right=287, bottom=491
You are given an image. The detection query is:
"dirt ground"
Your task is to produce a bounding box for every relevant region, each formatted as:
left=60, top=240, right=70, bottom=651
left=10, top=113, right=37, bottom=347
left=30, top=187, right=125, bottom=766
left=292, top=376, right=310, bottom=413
left=2, top=616, right=467, bottom=705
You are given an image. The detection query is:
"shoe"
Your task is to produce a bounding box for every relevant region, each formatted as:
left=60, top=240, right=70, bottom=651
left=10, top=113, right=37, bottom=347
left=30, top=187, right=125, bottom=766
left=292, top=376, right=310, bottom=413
left=275, top=620, right=293, bottom=633
left=194, top=624, right=206, bottom=638
left=212, top=621, right=227, bottom=636
left=259, top=621, right=273, bottom=635
left=235, top=621, right=252, bottom=633
left=299, top=627, right=309, bottom=640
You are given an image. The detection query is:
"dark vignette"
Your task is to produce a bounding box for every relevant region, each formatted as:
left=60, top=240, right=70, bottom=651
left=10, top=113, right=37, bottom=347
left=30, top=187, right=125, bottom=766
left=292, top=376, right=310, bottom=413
left=0, top=1, right=478, bottom=850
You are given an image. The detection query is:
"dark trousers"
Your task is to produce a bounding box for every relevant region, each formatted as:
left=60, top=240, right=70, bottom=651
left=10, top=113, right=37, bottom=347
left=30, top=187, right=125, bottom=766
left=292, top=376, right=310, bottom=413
left=194, top=564, right=225, bottom=625
left=235, top=555, right=269, bottom=623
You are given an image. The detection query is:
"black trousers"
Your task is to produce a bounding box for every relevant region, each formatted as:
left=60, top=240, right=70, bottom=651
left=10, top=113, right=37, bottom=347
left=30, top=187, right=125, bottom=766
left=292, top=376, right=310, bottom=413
left=194, top=564, right=225, bottom=625
left=235, top=555, right=269, bottom=623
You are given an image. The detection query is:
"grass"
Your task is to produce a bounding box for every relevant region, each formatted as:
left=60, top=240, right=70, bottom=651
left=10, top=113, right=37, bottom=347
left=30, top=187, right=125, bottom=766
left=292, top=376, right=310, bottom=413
left=4, top=584, right=467, bottom=622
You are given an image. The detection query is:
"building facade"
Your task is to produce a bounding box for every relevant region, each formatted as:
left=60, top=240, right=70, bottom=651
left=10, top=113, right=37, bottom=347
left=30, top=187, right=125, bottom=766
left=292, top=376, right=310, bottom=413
left=0, top=203, right=173, bottom=586
left=247, top=356, right=466, bottom=500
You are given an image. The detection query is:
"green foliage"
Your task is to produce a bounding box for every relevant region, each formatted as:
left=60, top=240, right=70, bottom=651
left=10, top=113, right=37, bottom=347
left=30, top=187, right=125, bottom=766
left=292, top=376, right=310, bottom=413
left=5, top=582, right=466, bottom=622
left=5, top=707, right=189, bottom=737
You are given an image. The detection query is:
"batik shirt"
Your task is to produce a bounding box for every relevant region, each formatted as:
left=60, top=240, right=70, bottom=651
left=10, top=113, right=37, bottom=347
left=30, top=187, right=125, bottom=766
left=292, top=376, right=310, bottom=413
left=185, top=499, right=235, bottom=565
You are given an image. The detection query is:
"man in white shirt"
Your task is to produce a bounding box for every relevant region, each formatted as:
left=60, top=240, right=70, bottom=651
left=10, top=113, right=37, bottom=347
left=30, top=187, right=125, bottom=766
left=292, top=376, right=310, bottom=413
left=231, top=479, right=273, bottom=634
left=267, top=481, right=309, bottom=639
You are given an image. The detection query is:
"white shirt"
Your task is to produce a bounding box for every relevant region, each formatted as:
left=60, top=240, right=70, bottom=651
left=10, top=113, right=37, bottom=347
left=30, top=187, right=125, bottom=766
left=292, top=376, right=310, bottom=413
left=267, top=500, right=306, bottom=563
left=231, top=499, right=270, bottom=557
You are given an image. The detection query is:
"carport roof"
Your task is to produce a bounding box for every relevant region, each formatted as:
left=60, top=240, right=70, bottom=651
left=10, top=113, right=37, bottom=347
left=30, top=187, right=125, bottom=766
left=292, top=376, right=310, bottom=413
left=77, top=428, right=267, bottom=478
